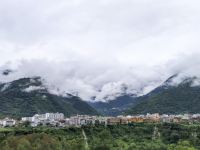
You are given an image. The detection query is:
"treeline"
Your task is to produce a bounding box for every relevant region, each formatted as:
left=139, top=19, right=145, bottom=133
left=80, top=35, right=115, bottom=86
left=0, top=123, right=200, bottom=150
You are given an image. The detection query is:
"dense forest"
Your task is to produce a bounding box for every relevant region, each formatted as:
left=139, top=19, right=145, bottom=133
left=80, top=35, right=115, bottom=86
left=0, top=123, right=200, bottom=150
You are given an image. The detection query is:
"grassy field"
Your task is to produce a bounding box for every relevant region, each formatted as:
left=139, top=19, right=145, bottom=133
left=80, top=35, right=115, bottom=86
left=0, top=128, right=14, bottom=132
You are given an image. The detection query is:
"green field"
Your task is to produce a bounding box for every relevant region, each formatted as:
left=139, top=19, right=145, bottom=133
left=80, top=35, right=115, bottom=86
left=0, top=123, right=200, bottom=150
left=0, top=128, right=13, bottom=132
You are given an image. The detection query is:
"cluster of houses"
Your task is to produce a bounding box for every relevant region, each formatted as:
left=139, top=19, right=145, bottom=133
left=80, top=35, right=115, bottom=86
left=107, top=113, right=200, bottom=125
left=2, top=113, right=200, bottom=127
left=21, top=113, right=65, bottom=127
left=19, top=113, right=200, bottom=127
left=21, top=113, right=107, bottom=127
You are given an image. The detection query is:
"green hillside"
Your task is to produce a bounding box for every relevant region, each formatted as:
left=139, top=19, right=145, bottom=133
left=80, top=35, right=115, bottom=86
left=127, top=76, right=200, bottom=115
left=89, top=95, right=137, bottom=116
left=0, top=77, right=98, bottom=118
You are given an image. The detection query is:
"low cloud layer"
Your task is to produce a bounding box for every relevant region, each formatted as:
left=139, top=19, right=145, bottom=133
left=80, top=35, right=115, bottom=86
left=0, top=0, right=200, bottom=101
left=1, top=54, right=200, bottom=102
left=0, top=59, right=167, bottom=101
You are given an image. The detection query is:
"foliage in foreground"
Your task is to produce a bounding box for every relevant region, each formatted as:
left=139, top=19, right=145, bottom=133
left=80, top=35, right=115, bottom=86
left=0, top=123, right=200, bottom=150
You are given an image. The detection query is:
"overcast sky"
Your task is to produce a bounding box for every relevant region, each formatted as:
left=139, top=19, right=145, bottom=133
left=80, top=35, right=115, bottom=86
left=0, top=0, right=200, bottom=101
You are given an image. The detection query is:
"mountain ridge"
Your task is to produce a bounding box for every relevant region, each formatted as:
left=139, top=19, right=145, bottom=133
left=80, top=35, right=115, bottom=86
left=126, top=75, right=200, bottom=115
left=0, top=77, right=98, bottom=118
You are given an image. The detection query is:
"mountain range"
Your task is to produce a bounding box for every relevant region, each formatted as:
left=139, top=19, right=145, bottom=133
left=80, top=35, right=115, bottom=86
left=1, top=69, right=200, bottom=117
left=0, top=75, right=98, bottom=118
left=90, top=74, right=200, bottom=116
left=126, top=75, right=200, bottom=115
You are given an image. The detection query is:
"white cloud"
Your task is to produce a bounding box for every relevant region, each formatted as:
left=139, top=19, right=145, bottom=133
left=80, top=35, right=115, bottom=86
left=0, top=59, right=167, bottom=101
left=0, top=0, right=200, bottom=65
left=23, top=86, right=45, bottom=93
left=0, top=0, right=200, bottom=101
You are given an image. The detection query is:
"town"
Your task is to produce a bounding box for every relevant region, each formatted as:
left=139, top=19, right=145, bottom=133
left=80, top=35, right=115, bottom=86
left=1, top=113, right=200, bottom=128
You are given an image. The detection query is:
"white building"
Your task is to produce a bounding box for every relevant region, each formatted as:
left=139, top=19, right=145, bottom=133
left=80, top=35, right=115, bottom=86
left=182, top=114, right=191, bottom=120
left=21, top=112, right=65, bottom=127
left=2, top=118, right=16, bottom=127
left=65, top=115, right=107, bottom=126
left=160, top=114, right=171, bottom=123
left=146, top=113, right=160, bottom=119
left=45, top=113, right=64, bottom=120
left=22, top=117, right=34, bottom=122
left=33, top=114, right=46, bottom=121
left=68, top=116, right=80, bottom=126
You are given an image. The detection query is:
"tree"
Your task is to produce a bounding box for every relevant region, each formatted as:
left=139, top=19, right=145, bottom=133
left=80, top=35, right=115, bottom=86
left=168, top=141, right=197, bottom=150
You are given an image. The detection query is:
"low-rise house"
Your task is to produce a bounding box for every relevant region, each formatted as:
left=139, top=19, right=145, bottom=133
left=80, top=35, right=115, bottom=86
left=107, top=117, right=121, bottom=125
left=68, top=116, right=81, bottom=126
left=45, top=113, right=64, bottom=120
left=22, top=117, right=34, bottom=122
left=121, top=118, right=128, bottom=124
left=128, top=117, right=144, bottom=123
left=2, top=118, right=16, bottom=127
left=117, top=116, right=129, bottom=124
left=31, top=122, right=39, bottom=127
left=160, top=115, right=172, bottom=123
left=173, top=116, right=182, bottom=123
left=145, top=113, right=160, bottom=122
left=181, top=114, right=192, bottom=122
left=191, top=114, right=200, bottom=122
left=94, top=116, right=108, bottom=125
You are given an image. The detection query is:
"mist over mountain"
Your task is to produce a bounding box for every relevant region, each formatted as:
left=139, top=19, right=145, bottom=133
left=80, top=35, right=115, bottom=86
left=2, top=1, right=200, bottom=149
left=1, top=0, right=200, bottom=116
left=1, top=54, right=200, bottom=104
left=1, top=55, right=200, bottom=116
left=0, top=60, right=165, bottom=102
left=127, top=74, right=200, bottom=115
left=0, top=75, right=98, bottom=118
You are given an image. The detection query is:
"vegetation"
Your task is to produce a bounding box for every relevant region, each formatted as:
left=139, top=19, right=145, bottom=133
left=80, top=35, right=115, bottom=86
left=89, top=95, right=137, bottom=116
left=127, top=76, right=200, bottom=115
left=1, top=123, right=200, bottom=149
left=0, top=77, right=98, bottom=118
